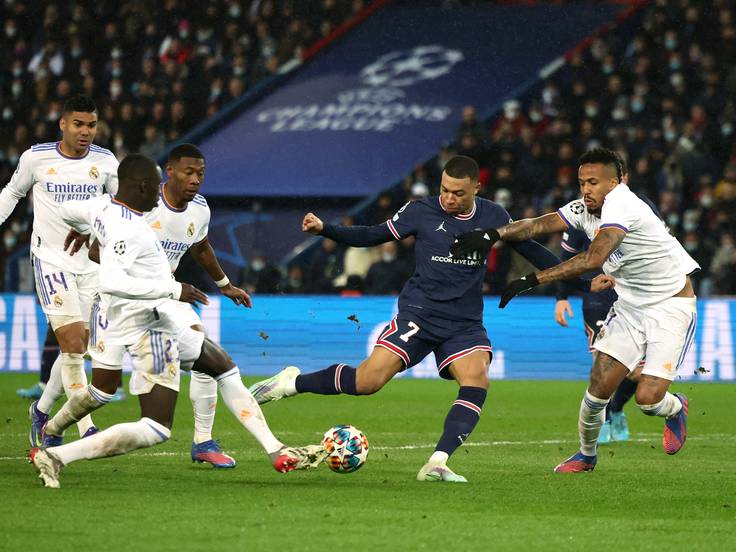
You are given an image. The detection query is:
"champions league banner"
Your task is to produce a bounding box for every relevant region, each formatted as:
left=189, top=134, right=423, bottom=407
left=1, top=294, right=734, bottom=382
left=200, top=3, right=622, bottom=197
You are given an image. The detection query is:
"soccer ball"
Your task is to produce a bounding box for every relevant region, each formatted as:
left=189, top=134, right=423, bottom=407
left=322, top=425, right=369, bottom=473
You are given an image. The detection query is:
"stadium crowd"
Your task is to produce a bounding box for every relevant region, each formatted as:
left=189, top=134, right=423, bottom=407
left=1, top=0, right=734, bottom=297
left=284, top=0, right=736, bottom=297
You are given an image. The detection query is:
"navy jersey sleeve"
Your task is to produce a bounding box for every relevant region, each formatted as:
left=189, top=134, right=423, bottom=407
left=319, top=201, right=420, bottom=247
left=556, top=229, right=589, bottom=300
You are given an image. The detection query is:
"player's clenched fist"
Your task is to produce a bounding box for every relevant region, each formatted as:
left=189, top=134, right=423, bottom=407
left=302, top=212, right=324, bottom=234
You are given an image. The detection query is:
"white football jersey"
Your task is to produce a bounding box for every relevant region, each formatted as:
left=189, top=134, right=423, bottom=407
left=60, top=195, right=181, bottom=344
left=0, top=142, right=118, bottom=273
left=144, top=184, right=210, bottom=272
left=558, top=184, right=699, bottom=306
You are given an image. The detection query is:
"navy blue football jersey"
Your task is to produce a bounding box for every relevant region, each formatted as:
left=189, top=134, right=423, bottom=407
left=321, top=196, right=565, bottom=322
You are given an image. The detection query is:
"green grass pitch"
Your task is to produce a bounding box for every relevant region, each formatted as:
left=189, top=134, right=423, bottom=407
left=1, top=373, right=734, bottom=551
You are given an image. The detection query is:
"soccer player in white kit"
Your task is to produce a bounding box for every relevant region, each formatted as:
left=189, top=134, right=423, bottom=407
left=150, top=143, right=251, bottom=468
left=454, top=148, right=697, bottom=473
left=39, top=152, right=326, bottom=485
left=30, top=154, right=196, bottom=487
left=0, top=95, right=118, bottom=446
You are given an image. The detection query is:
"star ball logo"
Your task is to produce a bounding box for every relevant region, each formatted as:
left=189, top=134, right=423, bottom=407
left=360, top=45, right=464, bottom=88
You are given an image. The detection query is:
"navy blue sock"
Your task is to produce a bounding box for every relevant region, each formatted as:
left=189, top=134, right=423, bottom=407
left=610, top=378, right=637, bottom=414
left=295, top=364, right=358, bottom=395
left=40, top=327, right=58, bottom=384
left=435, top=386, right=487, bottom=457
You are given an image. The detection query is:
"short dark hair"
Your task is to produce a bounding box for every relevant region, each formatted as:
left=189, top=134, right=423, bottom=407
left=443, top=155, right=479, bottom=182
left=118, top=153, right=158, bottom=183
left=168, top=143, right=204, bottom=163
left=579, top=147, right=622, bottom=181
left=62, top=94, right=97, bottom=115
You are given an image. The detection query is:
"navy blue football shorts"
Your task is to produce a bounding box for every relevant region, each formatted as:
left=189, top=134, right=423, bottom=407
left=375, top=309, right=492, bottom=380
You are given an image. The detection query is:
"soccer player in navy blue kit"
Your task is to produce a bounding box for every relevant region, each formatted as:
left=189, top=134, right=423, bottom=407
left=250, top=156, right=612, bottom=482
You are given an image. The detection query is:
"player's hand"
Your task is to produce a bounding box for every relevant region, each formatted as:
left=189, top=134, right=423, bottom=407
left=590, top=274, right=615, bottom=293
left=179, top=283, right=209, bottom=306
left=302, top=212, right=324, bottom=234
left=220, top=283, right=252, bottom=308
left=499, top=273, right=539, bottom=309
left=554, top=299, right=573, bottom=327
left=64, top=229, right=90, bottom=256
left=450, top=228, right=500, bottom=258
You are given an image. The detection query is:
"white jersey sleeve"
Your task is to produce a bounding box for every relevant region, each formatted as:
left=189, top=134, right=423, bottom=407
left=0, top=149, right=35, bottom=224
left=557, top=199, right=588, bottom=231
left=98, top=226, right=182, bottom=301
left=600, top=192, right=641, bottom=233
left=193, top=204, right=210, bottom=244
left=59, top=199, right=94, bottom=234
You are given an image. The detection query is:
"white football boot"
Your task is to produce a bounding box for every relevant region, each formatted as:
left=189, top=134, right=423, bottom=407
left=30, top=448, right=64, bottom=489
left=417, top=461, right=468, bottom=483
left=248, top=366, right=300, bottom=405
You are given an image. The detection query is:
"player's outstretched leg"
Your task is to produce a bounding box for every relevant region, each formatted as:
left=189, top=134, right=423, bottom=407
left=554, top=390, right=608, bottom=473
left=193, top=338, right=328, bottom=472
left=190, top=370, right=236, bottom=468
left=30, top=384, right=176, bottom=488
left=31, top=416, right=171, bottom=488
left=248, top=365, right=302, bottom=404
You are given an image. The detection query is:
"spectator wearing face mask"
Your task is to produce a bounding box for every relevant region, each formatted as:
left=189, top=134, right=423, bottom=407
left=363, top=242, right=410, bottom=295
left=239, top=252, right=283, bottom=294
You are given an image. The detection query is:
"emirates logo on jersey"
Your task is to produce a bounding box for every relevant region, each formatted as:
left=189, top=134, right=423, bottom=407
left=186, top=222, right=195, bottom=237
left=89, top=166, right=99, bottom=179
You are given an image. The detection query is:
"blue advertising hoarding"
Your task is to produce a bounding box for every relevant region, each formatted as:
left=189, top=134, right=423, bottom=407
left=1, top=294, right=733, bottom=382
left=200, top=4, right=622, bottom=197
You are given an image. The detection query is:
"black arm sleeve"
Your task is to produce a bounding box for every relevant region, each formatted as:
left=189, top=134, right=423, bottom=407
left=509, top=239, right=591, bottom=293
left=555, top=246, right=577, bottom=300
left=319, top=222, right=395, bottom=247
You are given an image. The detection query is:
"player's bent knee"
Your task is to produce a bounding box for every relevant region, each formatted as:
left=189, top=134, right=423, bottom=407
left=91, top=364, right=122, bottom=394
left=191, top=337, right=233, bottom=376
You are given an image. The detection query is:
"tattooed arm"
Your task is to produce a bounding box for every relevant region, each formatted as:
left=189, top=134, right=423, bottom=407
left=535, top=227, right=624, bottom=284
left=497, top=212, right=568, bottom=241
left=498, top=227, right=622, bottom=308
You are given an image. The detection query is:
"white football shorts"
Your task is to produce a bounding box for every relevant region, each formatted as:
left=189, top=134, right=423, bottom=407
left=31, top=253, right=97, bottom=329
left=593, top=296, right=697, bottom=381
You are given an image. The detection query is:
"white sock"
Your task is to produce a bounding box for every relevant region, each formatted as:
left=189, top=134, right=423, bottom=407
left=49, top=417, right=170, bottom=466
left=638, top=392, right=682, bottom=419
left=429, top=451, right=449, bottom=464
left=37, top=354, right=64, bottom=413
left=60, top=352, right=95, bottom=435
left=46, top=385, right=114, bottom=436
left=190, top=370, right=218, bottom=444
left=216, top=367, right=283, bottom=455
left=578, top=390, right=609, bottom=456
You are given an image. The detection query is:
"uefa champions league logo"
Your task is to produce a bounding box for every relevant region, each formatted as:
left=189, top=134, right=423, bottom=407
left=257, top=44, right=463, bottom=132
left=360, top=45, right=464, bottom=88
